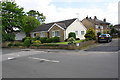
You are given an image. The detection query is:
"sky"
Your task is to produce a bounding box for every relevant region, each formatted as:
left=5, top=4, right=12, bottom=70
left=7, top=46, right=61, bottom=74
left=15, top=0, right=119, bottom=25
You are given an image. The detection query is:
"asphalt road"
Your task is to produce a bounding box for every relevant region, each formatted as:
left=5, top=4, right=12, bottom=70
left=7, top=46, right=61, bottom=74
left=2, top=39, right=119, bottom=78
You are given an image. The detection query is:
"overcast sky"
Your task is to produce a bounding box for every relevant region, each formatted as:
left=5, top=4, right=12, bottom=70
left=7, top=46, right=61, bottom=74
left=15, top=0, right=119, bottom=25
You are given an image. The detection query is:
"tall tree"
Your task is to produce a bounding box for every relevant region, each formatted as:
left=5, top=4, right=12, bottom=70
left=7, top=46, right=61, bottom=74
left=2, top=0, right=25, bottom=33
left=27, top=10, right=46, bottom=24
left=21, top=16, right=40, bottom=37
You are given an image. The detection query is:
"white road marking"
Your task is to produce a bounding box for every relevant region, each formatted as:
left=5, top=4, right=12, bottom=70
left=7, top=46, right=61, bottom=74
left=28, top=57, right=60, bottom=63
left=8, top=57, right=16, bottom=60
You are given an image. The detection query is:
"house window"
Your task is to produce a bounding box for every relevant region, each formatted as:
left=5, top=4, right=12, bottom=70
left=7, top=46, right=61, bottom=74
left=96, top=25, right=98, bottom=29
left=34, top=33, right=40, bottom=37
left=75, top=31, right=78, bottom=35
left=100, top=26, right=103, bottom=29
left=40, top=32, right=45, bottom=37
left=52, top=31, right=60, bottom=37
left=34, top=33, right=36, bottom=37
left=81, top=31, right=85, bottom=35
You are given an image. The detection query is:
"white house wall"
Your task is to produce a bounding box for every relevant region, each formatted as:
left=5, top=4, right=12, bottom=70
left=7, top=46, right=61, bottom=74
left=66, top=19, right=87, bottom=40
left=15, top=32, right=26, bottom=40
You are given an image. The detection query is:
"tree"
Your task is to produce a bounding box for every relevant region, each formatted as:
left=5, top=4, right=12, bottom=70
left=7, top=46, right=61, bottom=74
left=27, top=10, right=46, bottom=24
left=2, top=0, right=25, bottom=41
left=21, top=16, right=40, bottom=37
left=2, top=0, right=25, bottom=33
left=84, top=28, right=96, bottom=40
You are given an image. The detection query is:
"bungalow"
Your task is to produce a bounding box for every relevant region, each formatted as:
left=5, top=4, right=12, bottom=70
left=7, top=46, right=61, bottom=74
left=81, top=16, right=110, bottom=34
left=31, top=18, right=87, bottom=42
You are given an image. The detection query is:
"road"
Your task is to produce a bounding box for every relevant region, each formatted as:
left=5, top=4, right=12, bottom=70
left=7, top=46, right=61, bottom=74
left=2, top=39, right=119, bottom=78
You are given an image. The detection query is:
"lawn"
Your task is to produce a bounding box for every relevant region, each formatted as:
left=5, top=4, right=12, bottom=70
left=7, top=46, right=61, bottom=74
left=49, top=40, right=85, bottom=45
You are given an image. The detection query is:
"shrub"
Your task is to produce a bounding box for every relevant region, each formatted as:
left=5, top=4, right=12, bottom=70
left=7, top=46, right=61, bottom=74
left=24, top=39, right=31, bottom=47
left=68, top=32, right=76, bottom=39
left=76, top=38, right=80, bottom=40
left=35, top=36, right=40, bottom=40
left=64, top=39, right=68, bottom=42
left=40, top=37, right=48, bottom=43
left=67, top=37, right=75, bottom=44
left=97, top=32, right=101, bottom=37
left=8, top=43, right=24, bottom=47
left=46, top=37, right=60, bottom=43
left=84, top=28, right=96, bottom=40
left=32, top=40, right=41, bottom=44
left=52, top=37, right=60, bottom=42
left=22, top=37, right=31, bottom=42
left=2, top=33, right=15, bottom=41
left=47, top=38, right=53, bottom=43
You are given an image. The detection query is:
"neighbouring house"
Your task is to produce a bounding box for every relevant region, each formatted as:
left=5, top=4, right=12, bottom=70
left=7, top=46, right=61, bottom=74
left=81, top=16, right=110, bottom=34
left=114, top=24, right=120, bottom=37
left=114, top=24, right=120, bottom=31
left=15, top=31, right=26, bottom=40
left=30, top=18, right=87, bottom=42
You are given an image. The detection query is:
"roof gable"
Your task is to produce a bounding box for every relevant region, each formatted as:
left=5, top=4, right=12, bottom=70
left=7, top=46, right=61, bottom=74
left=32, top=18, right=77, bottom=32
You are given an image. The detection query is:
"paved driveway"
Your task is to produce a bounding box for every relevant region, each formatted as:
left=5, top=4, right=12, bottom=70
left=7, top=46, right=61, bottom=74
left=85, top=39, right=119, bottom=52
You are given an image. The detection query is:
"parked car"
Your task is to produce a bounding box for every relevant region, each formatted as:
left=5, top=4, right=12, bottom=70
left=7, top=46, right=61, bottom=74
left=98, top=34, right=112, bottom=43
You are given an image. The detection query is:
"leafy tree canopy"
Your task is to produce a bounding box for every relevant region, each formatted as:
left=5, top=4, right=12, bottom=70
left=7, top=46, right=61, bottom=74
left=21, top=16, right=40, bottom=37
left=27, top=10, right=46, bottom=24
left=2, top=0, right=25, bottom=33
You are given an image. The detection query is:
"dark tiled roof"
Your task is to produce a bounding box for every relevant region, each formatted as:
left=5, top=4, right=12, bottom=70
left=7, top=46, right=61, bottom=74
left=114, top=24, right=120, bottom=26
left=32, top=18, right=77, bottom=32
left=85, top=18, right=110, bottom=25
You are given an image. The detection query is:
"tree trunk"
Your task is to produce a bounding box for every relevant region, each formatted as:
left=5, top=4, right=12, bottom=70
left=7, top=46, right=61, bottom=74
left=26, top=32, right=31, bottom=37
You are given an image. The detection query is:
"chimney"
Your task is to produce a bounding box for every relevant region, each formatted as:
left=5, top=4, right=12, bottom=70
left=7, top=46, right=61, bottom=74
left=94, top=16, right=97, bottom=19
left=103, top=18, right=106, bottom=22
left=86, top=15, right=88, bottom=19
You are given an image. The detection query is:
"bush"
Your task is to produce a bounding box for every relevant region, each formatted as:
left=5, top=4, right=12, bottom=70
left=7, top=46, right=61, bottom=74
left=35, top=36, right=40, bottom=40
left=97, top=32, right=101, bottom=37
left=46, top=38, right=53, bottom=43
left=22, top=37, right=31, bottom=42
left=84, top=28, right=96, bottom=40
left=76, top=38, right=80, bottom=40
left=24, top=39, right=31, bottom=47
left=68, top=32, right=76, bottom=39
left=40, top=37, right=48, bottom=43
left=32, top=40, right=41, bottom=44
left=67, top=37, right=75, bottom=44
left=46, top=37, right=60, bottom=43
left=2, top=33, right=15, bottom=41
left=8, top=43, right=24, bottom=47
left=64, top=39, right=68, bottom=42
left=52, top=37, right=60, bottom=42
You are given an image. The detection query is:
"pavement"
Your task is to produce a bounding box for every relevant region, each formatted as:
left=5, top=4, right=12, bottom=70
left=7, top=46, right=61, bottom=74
left=1, top=39, right=119, bottom=78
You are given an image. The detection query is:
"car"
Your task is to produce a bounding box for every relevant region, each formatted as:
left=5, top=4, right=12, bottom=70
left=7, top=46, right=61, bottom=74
left=98, top=34, right=112, bottom=43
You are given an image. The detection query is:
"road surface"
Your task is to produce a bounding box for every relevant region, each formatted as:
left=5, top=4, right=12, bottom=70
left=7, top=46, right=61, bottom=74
left=2, top=39, right=119, bottom=78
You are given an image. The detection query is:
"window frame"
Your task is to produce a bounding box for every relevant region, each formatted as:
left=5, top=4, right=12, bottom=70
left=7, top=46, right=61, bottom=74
left=81, top=31, right=85, bottom=35
left=52, top=30, right=60, bottom=37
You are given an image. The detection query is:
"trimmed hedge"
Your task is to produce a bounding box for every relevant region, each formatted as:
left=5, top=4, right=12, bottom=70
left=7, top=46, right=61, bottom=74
left=8, top=43, right=24, bottom=47
left=40, top=37, right=48, bottom=43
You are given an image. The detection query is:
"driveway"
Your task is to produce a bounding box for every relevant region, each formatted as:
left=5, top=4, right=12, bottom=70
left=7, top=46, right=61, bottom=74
left=85, top=39, right=119, bottom=52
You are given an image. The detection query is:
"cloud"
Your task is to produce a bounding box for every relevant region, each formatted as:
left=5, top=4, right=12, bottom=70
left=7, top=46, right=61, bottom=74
left=15, top=0, right=118, bottom=25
